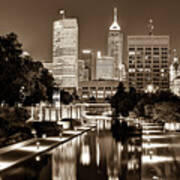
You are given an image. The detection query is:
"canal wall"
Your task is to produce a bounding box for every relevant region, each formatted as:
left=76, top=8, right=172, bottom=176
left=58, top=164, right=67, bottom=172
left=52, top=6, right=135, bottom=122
left=0, top=125, right=96, bottom=172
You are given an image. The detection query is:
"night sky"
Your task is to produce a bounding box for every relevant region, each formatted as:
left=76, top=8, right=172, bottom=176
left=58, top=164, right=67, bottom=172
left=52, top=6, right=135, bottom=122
left=0, top=0, right=180, bottom=62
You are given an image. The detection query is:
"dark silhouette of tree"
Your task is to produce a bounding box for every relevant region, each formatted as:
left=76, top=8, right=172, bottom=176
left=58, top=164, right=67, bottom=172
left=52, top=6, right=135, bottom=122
left=0, top=33, right=55, bottom=106
left=111, top=83, right=139, bottom=117
left=89, top=96, right=96, bottom=103
left=60, top=90, right=73, bottom=105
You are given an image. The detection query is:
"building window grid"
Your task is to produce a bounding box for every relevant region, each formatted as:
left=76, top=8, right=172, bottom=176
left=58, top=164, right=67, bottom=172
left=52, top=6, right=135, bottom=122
left=128, top=45, right=169, bottom=91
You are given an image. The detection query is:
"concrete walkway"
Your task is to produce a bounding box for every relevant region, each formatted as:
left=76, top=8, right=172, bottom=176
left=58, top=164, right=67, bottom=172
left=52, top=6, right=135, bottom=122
left=0, top=124, right=96, bottom=172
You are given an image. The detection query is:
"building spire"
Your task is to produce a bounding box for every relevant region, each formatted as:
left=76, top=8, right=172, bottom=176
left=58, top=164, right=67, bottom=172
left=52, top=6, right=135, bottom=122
left=109, top=7, right=121, bottom=31
left=147, top=18, right=154, bottom=35
left=114, top=7, right=118, bottom=22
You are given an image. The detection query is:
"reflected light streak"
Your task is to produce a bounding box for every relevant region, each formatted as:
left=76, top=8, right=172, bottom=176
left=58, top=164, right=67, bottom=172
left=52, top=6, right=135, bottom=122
left=18, top=145, right=48, bottom=152
left=143, top=126, right=163, bottom=129
left=96, top=138, right=100, bottom=167
left=46, top=137, right=68, bottom=141
left=80, top=144, right=91, bottom=166
left=143, top=143, right=169, bottom=149
left=63, top=130, right=82, bottom=135
left=142, top=155, right=173, bottom=164
left=143, top=130, right=162, bottom=133
left=142, top=134, right=180, bottom=139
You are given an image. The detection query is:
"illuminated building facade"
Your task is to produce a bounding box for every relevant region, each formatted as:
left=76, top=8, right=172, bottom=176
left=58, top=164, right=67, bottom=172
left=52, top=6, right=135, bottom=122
left=127, top=35, right=170, bottom=91
left=96, top=55, right=114, bottom=80
left=53, top=11, right=78, bottom=89
left=78, top=80, right=119, bottom=100
left=108, top=7, right=126, bottom=81
left=80, top=49, right=95, bottom=80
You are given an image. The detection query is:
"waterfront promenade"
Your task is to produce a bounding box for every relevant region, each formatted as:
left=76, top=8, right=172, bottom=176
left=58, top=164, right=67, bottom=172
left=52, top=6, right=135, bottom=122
left=0, top=124, right=96, bottom=172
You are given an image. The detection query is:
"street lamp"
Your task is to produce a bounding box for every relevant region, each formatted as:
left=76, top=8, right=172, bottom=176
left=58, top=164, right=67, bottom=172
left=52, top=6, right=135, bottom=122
left=19, top=86, right=26, bottom=106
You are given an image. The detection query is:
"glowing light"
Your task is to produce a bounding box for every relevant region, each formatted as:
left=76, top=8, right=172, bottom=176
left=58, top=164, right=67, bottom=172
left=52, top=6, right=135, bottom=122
left=97, top=51, right=102, bottom=58
left=35, top=156, right=41, bottom=161
left=59, top=10, right=65, bottom=15
left=109, top=7, right=121, bottom=31
left=63, top=130, right=82, bottom=135
left=46, top=137, right=68, bottom=142
left=152, top=176, right=159, bottom=180
left=96, top=138, right=100, bottom=167
left=80, top=144, right=91, bottom=166
left=36, top=141, right=40, bottom=149
left=82, top=49, right=91, bottom=54
left=146, top=84, right=154, bottom=93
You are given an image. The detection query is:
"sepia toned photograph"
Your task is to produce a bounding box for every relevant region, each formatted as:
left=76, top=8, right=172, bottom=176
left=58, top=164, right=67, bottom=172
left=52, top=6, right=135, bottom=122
left=0, top=0, right=180, bottom=179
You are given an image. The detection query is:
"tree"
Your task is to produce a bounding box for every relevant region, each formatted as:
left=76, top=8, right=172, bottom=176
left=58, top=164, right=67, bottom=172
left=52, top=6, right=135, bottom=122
left=60, top=90, right=73, bottom=105
left=0, top=33, right=55, bottom=106
left=111, top=83, right=142, bottom=117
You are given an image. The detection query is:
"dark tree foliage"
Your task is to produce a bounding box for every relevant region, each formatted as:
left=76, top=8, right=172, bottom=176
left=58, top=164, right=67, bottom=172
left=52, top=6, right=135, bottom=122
left=111, top=83, right=139, bottom=117
left=60, top=90, right=73, bottom=105
left=134, top=90, right=180, bottom=117
left=0, top=33, right=55, bottom=106
left=89, top=96, right=96, bottom=103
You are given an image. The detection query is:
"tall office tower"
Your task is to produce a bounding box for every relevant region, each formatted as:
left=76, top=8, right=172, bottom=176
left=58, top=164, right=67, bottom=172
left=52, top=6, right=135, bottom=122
left=80, top=49, right=95, bottom=80
left=127, top=21, right=170, bottom=91
left=108, top=7, right=126, bottom=81
left=96, top=54, right=115, bottom=80
left=53, top=10, right=78, bottom=89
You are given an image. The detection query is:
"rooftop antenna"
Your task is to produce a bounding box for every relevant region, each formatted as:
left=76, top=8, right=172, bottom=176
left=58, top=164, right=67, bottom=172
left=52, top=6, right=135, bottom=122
left=147, top=18, right=154, bottom=35
left=59, top=9, right=65, bottom=19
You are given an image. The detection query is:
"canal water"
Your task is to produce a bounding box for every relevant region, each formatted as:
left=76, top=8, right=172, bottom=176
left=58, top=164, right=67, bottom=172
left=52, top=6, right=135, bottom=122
left=1, top=120, right=180, bottom=180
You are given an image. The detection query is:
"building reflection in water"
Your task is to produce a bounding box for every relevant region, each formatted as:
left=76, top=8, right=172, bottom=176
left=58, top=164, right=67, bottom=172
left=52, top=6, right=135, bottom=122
left=52, top=139, right=77, bottom=180
left=0, top=119, right=142, bottom=180
left=51, top=119, right=142, bottom=180
left=96, top=137, right=100, bottom=167
left=80, top=143, right=91, bottom=166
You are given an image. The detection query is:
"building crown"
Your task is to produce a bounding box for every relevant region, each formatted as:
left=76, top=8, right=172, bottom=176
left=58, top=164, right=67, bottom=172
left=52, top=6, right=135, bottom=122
left=109, top=7, right=121, bottom=31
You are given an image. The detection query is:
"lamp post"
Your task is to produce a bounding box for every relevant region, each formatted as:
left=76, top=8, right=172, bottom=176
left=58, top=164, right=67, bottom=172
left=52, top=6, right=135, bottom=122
left=19, top=86, right=26, bottom=106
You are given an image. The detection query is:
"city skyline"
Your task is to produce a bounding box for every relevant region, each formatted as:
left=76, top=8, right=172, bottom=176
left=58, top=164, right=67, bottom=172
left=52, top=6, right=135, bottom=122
left=0, top=0, right=180, bottom=62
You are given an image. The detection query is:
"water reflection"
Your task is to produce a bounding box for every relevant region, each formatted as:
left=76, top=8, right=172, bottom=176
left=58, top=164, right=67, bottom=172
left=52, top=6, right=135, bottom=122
left=0, top=154, right=52, bottom=180
left=80, top=144, right=91, bottom=166
left=52, top=139, right=77, bottom=180
left=0, top=120, right=142, bottom=180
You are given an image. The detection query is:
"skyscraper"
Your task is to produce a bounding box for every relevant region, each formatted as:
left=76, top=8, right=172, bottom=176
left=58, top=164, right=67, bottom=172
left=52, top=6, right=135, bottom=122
left=108, top=7, right=126, bottom=81
left=80, top=49, right=96, bottom=80
left=127, top=20, right=170, bottom=91
left=53, top=10, right=78, bottom=89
